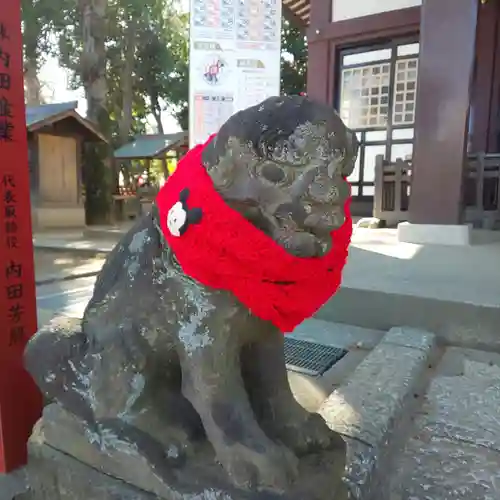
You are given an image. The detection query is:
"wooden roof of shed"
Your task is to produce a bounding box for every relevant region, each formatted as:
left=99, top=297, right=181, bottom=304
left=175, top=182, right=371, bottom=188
left=26, top=101, right=107, bottom=142
left=114, top=132, right=188, bottom=160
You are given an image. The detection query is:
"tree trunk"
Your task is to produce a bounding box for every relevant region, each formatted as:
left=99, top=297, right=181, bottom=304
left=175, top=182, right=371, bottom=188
left=151, top=96, right=164, bottom=134
left=81, top=0, right=107, bottom=122
left=80, top=0, right=112, bottom=224
left=117, top=19, right=137, bottom=188
left=24, top=58, right=43, bottom=106
left=118, top=20, right=136, bottom=144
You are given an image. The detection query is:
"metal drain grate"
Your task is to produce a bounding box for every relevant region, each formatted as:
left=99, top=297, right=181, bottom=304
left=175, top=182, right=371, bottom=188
left=284, top=337, right=348, bottom=377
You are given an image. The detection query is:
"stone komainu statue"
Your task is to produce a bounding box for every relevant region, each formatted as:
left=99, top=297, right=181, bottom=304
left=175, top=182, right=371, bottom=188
left=24, top=95, right=359, bottom=500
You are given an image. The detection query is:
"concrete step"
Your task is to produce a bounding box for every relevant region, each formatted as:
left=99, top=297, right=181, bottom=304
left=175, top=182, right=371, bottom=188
left=317, top=286, right=500, bottom=352
left=246, top=319, right=442, bottom=499
left=288, top=319, right=385, bottom=412
left=316, top=326, right=437, bottom=499
left=388, top=346, right=500, bottom=499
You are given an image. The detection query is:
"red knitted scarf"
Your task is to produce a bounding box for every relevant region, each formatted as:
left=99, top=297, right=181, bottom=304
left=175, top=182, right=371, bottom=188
left=156, top=137, right=352, bottom=333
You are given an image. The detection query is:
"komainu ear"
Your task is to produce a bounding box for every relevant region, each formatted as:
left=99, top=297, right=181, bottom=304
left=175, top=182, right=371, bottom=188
left=179, top=188, right=190, bottom=203
left=187, top=207, right=202, bottom=225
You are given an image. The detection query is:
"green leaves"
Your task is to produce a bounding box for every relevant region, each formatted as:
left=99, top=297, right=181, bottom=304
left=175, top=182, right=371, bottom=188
left=21, top=2, right=307, bottom=134
left=280, top=18, right=307, bottom=96
left=134, top=4, right=188, bottom=133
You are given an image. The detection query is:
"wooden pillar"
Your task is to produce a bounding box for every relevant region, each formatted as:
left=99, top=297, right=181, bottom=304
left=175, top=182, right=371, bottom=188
left=0, top=3, right=43, bottom=471
left=409, top=0, right=478, bottom=225
left=469, top=1, right=499, bottom=153
left=488, top=9, right=500, bottom=152
left=306, top=0, right=332, bottom=104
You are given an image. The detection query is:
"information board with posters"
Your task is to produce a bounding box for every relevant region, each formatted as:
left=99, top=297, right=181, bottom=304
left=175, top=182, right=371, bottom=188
left=188, top=0, right=282, bottom=147
left=0, top=4, right=42, bottom=472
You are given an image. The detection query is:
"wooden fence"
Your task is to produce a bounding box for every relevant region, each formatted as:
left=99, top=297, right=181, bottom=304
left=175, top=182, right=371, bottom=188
left=464, top=153, right=500, bottom=229
left=373, top=153, right=500, bottom=228
left=373, top=156, right=412, bottom=227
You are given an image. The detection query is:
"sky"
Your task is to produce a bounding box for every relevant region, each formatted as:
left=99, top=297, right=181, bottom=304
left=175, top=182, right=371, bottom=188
left=37, top=0, right=190, bottom=133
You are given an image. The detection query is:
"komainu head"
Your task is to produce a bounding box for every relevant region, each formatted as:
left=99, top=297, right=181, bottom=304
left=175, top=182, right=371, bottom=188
left=201, top=95, right=359, bottom=257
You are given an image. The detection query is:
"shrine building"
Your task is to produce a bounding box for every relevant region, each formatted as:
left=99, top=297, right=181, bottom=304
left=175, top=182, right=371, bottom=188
left=285, top=0, right=499, bottom=244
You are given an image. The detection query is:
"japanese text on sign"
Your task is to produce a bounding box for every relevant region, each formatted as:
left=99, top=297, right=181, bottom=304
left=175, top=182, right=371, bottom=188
left=0, top=4, right=43, bottom=474
left=0, top=23, right=13, bottom=143
left=1, top=174, right=24, bottom=346
left=0, top=22, right=24, bottom=346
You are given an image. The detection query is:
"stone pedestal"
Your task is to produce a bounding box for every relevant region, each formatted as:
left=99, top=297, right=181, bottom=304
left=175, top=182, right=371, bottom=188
left=21, top=405, right=348, bottom=500
left=397, top=222, right=472, bottom=246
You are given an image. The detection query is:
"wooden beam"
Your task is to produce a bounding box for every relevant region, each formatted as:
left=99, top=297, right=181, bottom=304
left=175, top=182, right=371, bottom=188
left=282, top=2, right=308, bottom=31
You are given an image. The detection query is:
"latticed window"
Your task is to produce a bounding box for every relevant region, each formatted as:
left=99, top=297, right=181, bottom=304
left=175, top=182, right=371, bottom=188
left=337, top=41, right=419, bottom=198
left=393, top=59, right=418, bottom=125
left=340, top=63, right=391, bottom=129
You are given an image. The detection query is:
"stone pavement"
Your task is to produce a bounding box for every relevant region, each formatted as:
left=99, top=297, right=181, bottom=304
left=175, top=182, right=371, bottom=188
left=390, top=347, right=500, bottom=499
left=33, top=233, right=117, bottom=256
left=302, top=325, right=500, bottom=500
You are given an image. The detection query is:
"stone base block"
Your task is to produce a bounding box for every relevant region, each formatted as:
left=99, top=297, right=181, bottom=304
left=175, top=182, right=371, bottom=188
left=397, top=222, right=471, bottom=245
left=22, top=404, right=348, bottom=500
left=32, top=205, right=86, bottom=230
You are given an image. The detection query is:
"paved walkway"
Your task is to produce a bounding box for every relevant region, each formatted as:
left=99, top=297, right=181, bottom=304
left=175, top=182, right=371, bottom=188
left=33, top=234, right=117, bottom=254
left=348, top=227, right=500, bottom=308
left=33, top=225, right=500, bottom=307
left=34, top=250, right=106, bottom=285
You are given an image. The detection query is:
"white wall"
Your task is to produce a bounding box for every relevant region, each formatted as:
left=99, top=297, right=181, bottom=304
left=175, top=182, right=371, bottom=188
left=332, top=0, right=422, bottom=22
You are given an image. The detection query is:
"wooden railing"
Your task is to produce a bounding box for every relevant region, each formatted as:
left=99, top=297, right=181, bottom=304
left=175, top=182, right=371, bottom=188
left=464, top=153, right=500, bottom=229
left=373, top=156, right=412, bottom=226
left=373, top=153, right=500, bottom=228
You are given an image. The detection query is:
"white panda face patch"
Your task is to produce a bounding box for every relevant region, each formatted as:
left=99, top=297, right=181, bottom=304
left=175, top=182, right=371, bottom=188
left=166, top=188, right=203, bottom=237
left=167, top=202, right=187, bottom=237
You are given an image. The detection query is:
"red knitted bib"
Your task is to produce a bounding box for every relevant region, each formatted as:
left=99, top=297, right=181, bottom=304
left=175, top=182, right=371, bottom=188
left=156, top=137, right=352, bottom=333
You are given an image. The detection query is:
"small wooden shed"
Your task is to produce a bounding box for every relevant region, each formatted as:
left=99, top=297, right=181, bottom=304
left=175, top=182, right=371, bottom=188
left=26, top=101, right=107, bottom=230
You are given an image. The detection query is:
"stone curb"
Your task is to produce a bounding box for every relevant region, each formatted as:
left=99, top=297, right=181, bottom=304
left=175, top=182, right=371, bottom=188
left=34, top=244, right=113, bottom=258
left=36, top=269, right=102, bottom=286
left=317, top=286, right=500, bottom=351
left=319, top=327, right=436, bottom=500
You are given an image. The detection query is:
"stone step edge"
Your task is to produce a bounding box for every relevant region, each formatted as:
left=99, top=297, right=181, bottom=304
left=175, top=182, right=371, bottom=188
left=34, top=242, right=112, bottom=257
left=319, top=326, right=437, bottom=500
left=291, top=317, right=385, bottom=351
left=317, top=286, right=500, bottom=351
